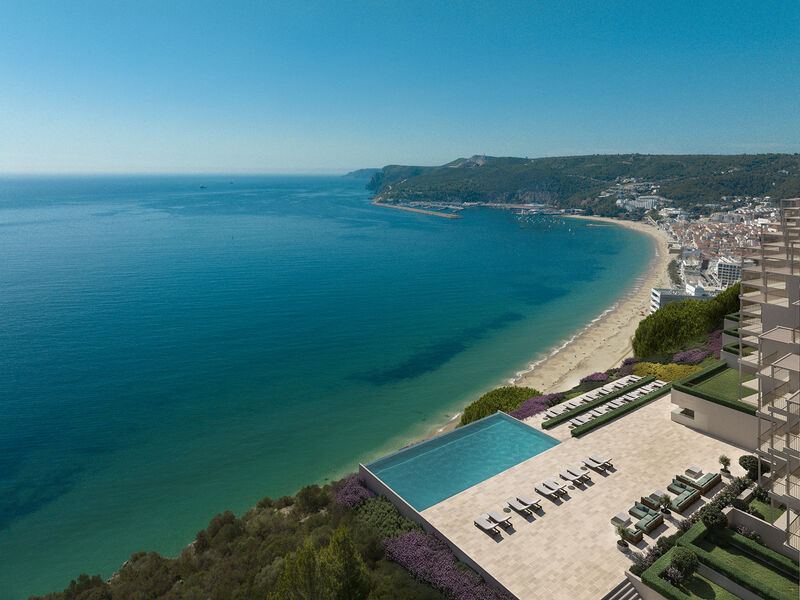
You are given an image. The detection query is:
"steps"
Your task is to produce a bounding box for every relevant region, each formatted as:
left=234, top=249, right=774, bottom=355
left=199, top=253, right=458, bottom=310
left=599, top=578, right=642, bottom=600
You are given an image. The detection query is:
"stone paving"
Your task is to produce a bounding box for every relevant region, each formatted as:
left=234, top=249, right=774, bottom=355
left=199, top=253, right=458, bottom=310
left=421, top=394, right=749, bottom=600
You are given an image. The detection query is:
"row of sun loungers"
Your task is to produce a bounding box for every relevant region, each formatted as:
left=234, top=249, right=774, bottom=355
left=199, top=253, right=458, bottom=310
left=543, top=375, right=643, bottom=419
left=566, top=380, right=669, bottom=428
left=474, top=455, right=612, bottom=535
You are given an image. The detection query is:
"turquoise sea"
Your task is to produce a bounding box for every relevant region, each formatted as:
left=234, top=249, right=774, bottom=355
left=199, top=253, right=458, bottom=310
left=0, top=176, right=652, bottom=598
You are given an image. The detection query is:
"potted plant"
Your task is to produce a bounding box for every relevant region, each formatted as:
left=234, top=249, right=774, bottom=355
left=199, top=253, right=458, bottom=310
left=719, top=454, right=731, bottom=473
left=660, top=494, right=672, bottom=514
left=615, top=524, right=630, bottom=550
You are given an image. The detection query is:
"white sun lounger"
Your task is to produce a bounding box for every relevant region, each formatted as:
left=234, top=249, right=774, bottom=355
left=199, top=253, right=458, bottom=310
left=544, top=477, right=567, bottom=494
left=474, top=514, right=499, bottom=534
left=582, top=457, right=607, bottom=471
left=590, top=454, right=613, bottom=467
left=566, top=466, right=591, bottom=482
left=560, top=470, right=583, bottom=484
left=488, top=510, right=512, bottom=527
left=506, top=496, right=535, bottom=514
left=655, top=380, right=667, bottom=386
left=534, top=483, right=560, bottom=498
left=516, top=493, right=541, bottom=509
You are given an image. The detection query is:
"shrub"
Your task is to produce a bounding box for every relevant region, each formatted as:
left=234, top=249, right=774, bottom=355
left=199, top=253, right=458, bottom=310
left=294, top=484, right=331, bottom=515
left=739, top=455, right=769, bottom=480
left=632, top=283, right=738, bottom=357
left=701, top=505, right=728, bottom=529
left=676, top=519, right=693, bottom=533
left=662, top=565, right=684, bottom=586
left=703, top=329, right=723, bottom=358
left=460, top=386, right=541, bottom=425
left=508, top=393, right=563, bottom=420
left=719, top=454, right=731, bottom=471
left=672, top=348, right=710, bottom=365
left=355, top=497, right=420, bottom=540
left=670, top=547, right=699, bottom=577
left=580, top=372, right=608, bottom=383
left=656, top=533, right=679, bottom=554
left=632, top=362, right=702, bottom=381
left=731, top=498, right=749, bottom=511
left=753, top=485, right=769, bottom=503
left=383, top=531, right=513, bottom=600
left=334, top=474, right=374, bottom=509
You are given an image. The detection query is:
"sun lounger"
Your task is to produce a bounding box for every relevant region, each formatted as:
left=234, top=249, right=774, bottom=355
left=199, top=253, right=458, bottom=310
left=474, top=514, right=499, bottom=535
left=655, top=380, right=667, bottom=386
left=582, top=457, right=607, bottom=471
left=566, top=466, right=591, bottom=482
left=560, top=470, right=583, bottom=484
left=630, top=375, right=642, bottom=380
left=544, top=477, right=567, bottom=494
left=534, top=483, right=561, bottom=498
left=590, top=454, right=612, bottom=467
left=589, top=408, right=606, bottom=417
left=506, top=496, right=535, bottom=515
left=608, top=399, right=624, bottom=408
left=516, top=493, right=541, bottom=509
left=488, top=509, right=512, bottom=527
left=544, top=408, right=561, bottom=418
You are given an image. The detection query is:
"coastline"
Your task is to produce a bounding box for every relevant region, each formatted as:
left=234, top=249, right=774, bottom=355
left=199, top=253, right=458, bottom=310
left=422, top=215, right=672, bottom=439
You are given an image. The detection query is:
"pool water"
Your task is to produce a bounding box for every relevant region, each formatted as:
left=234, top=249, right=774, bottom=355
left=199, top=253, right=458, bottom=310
left=365, top=413, right=559, bottom=511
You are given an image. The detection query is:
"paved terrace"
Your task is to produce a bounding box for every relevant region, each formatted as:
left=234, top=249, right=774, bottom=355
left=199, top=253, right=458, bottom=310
left=421, top=395, right=749, bottom=600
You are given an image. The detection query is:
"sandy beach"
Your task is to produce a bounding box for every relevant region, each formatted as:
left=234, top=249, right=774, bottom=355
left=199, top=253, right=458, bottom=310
left=513, top=215, right=673, bottom=393
left=425, top=215, right=673, bottom=438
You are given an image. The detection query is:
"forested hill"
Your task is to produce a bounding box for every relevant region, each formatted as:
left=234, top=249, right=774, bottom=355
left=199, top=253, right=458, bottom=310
left=367, top=154, right=800, bottom=212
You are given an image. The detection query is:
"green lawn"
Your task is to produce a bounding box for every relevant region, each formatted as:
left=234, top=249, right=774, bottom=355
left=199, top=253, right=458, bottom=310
left=750, top=498, right=786, bottom=523
left=678, top=573, right=740, bottom=600
left=697, top=539, right=799, bottom=598
left=691, top=368, right=754, bottom=402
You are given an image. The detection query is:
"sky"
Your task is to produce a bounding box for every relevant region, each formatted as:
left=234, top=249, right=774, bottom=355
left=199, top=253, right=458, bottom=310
left=0, top=1, right=798, bottom=174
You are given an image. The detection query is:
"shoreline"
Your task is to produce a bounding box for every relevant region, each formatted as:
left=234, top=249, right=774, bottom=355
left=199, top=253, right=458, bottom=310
left=420, top=215, right=672, bottom=439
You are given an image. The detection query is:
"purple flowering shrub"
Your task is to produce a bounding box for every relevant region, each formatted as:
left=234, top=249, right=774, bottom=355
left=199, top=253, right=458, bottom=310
left=508, top=393, right=563, bottom=420
left=662, top=565, right=684, bottom=586
left=384, top=531, right=513, bottom=600
left=622, top=357, right=639, bottom=366
left=673, top=348, right=710, bottom=365
left=580, top=372, right=609, bottom=384
left=334, top=474, right=375, bottom=508
left=703, top=329, right=723, bottom=358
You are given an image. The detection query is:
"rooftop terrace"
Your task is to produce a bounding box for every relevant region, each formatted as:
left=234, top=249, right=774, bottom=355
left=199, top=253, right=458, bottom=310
left=420, top=395, right=747, bottom=600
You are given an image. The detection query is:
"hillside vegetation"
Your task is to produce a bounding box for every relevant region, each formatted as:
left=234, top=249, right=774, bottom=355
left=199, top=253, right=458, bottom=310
left=368, top=154, right=800, bottom=214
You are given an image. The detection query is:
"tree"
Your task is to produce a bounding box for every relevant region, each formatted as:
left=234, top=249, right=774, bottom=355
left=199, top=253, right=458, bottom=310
left=320, top=527, right=371, bottom=600
left=670, top=547, right=699, bottom=578
left=270, top=542, right=334, bottom=600
left=719, top=455, right=730, bottom=472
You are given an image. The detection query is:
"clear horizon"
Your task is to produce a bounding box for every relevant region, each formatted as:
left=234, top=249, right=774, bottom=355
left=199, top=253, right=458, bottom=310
left=2, top=1, right=799, bottom=174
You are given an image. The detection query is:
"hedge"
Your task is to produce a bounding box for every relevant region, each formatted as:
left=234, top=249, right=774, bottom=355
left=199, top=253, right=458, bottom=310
left=679, top=523, right=799, bottom=600
left=541, top=376, right=655, bottom=429
left=570, top=384, right=671, bottom=437
left=723, top=327, right=740, bottom=338
left=640, top=548, right=693, bottom=600
left=721, top=342, right=740, bottom=355
left=672, top=361, right=758, bottom=416
left=725, top=312, right=740, bottom=322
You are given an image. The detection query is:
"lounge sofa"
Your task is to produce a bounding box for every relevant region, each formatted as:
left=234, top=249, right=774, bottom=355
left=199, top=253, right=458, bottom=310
left=628, top=502, right=664, bottom=533
left=677, top=471, right=722, bottom=494
left=667, top=479, right=701, bottom=513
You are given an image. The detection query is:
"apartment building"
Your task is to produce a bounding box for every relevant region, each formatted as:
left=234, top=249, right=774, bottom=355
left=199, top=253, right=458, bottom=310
left=740, top=198, right=800, bottom=551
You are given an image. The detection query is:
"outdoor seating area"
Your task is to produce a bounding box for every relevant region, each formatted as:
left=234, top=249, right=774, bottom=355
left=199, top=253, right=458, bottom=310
left=566, top=380, right=669, bottom=429
left=473, top=454, right=611, bottom=536
left=421, top=394, right=749, bottom=600
left=611, top=465, right=723, bottom=543
left=542, top=374, right=643, bottom=418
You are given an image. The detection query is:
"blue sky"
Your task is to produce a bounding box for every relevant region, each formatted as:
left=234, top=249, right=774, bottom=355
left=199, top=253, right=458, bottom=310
left=1, top=1, right=798, bottom=173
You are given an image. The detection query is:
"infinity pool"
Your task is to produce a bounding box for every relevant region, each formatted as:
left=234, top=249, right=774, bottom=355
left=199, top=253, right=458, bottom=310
left=365, top=412, right=559, bottom=511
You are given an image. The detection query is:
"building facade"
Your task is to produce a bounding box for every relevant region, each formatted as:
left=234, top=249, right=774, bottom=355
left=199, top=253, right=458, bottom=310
left=741, top=198, right=800, bottom=551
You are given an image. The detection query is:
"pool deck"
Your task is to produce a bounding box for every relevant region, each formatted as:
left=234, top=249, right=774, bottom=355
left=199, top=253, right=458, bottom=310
left=420, top=394, right=749, bottom=600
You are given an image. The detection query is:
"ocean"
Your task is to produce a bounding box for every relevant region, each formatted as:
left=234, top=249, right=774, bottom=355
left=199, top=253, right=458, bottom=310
left=0, top=176, right=652, bottom=598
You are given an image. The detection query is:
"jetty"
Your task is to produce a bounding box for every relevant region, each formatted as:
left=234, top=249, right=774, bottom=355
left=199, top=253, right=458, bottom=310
left=372, top=201, right=461, bottom=219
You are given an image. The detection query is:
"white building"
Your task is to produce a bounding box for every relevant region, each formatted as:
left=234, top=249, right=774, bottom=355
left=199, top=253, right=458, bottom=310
left=715, top=256, right=743, bottom=287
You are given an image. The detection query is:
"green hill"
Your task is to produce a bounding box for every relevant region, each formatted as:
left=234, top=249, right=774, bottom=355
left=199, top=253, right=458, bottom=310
left=367, top=154, right=800, bottom=214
